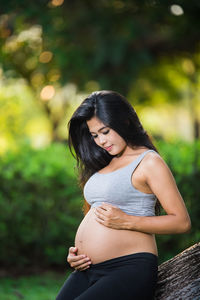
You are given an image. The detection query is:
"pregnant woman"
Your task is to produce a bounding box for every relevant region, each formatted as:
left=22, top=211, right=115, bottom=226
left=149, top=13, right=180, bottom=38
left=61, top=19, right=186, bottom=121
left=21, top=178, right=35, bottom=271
left=56, top=90, right=191, bottom=300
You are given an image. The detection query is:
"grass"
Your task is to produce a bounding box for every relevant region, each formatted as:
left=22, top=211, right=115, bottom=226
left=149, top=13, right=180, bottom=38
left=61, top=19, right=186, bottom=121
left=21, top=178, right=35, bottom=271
left=0, top=271, right=70, bottom=300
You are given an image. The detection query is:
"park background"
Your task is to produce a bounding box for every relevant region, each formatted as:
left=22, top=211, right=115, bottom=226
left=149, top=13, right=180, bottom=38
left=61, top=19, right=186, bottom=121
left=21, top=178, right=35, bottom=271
left=0, top=0, right=200, bottom=299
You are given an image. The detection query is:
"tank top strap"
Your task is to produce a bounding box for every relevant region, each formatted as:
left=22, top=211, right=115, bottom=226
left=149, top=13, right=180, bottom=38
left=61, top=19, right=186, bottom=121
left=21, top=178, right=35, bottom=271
left=126, top=149, right=156, bottom=174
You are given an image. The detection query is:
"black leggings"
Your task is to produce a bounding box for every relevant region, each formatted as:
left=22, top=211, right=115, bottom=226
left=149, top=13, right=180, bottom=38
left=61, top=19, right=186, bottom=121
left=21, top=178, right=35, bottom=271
left=56, top=252, right=158, bottom=300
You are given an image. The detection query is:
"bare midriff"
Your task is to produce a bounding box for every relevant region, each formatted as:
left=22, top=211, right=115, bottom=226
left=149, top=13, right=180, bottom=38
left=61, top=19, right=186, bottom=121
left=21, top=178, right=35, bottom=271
left=75, top=208, right=158, bottom=264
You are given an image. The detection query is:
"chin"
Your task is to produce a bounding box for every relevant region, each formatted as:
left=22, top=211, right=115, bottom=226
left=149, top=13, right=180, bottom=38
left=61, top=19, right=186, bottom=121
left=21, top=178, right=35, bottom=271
left=111, top=150, right=121, bottom=156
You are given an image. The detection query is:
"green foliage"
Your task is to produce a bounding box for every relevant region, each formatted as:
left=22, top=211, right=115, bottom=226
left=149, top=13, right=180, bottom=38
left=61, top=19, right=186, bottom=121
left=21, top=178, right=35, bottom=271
left=155, top=139, right=200, bottom=263
left=0, top=141, right=199, bottom=269
left=0, top=143, right=82, bottom=269
left=1, top=2, right=200, bottom=144
left=0, top=271, right=67, bottom=300
left=0, top=78, right=51, bottom=153
left=1, top=1, right=200, bottom=93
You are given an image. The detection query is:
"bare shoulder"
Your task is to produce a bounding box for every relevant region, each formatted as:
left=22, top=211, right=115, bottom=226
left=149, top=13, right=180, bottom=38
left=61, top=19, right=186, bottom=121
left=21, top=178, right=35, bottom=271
left=143, top=152, right=168, bottom=171
left=143, top=151, right=165, bottom=167
left=142, top=150, right=172, bottom=179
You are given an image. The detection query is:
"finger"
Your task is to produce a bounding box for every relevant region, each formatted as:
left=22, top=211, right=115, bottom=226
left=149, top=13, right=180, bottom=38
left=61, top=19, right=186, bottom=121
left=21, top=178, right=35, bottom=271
left=102, top=202, right=116, bottom=209
left=97, top=205, right=112, bottom=214
left=80, top=265, right=91, bottom=271
left=68, top=254, right=86, bottom=263
left=97, top=206, right=107, bottom=212
left=95, top=207, right=106, bottom=214
left=71, top=257, right=91, bottom=268
left=95, top=210, right=107, bottom=221
left=69, top=247, right=77, bottom=254
left=75, top=260, right=92, bottom=270
left=95, top=207, right=109, bottom=217
left=95, top=216, right=108, bottom=226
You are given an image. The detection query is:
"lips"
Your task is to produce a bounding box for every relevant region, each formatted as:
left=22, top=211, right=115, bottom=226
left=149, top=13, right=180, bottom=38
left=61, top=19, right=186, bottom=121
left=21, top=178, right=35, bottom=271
left=105, top=145, right=113, bottom=151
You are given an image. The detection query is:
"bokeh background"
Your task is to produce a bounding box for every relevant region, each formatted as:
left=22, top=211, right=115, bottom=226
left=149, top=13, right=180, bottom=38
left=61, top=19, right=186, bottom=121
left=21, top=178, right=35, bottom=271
left=0, top=1, right=200, bottom=299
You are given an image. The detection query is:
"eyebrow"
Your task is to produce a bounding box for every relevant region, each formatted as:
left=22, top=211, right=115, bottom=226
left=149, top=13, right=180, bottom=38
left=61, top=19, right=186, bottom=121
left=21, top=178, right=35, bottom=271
left=90, top=126, right=108, bottom=134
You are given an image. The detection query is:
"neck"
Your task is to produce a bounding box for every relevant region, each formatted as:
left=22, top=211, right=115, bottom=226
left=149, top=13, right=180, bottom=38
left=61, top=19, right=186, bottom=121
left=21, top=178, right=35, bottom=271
left=116, top=145, right=147, bottom=158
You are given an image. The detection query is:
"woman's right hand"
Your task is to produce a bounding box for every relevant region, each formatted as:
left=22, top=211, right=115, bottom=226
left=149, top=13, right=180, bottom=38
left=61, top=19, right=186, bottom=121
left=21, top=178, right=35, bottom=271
left=67, top=247, right=92, bottom=271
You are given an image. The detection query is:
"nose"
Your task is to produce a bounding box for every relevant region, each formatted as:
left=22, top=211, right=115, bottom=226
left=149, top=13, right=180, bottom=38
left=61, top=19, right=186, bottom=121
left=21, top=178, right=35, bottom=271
left=98, top=135, right=106, bottom=145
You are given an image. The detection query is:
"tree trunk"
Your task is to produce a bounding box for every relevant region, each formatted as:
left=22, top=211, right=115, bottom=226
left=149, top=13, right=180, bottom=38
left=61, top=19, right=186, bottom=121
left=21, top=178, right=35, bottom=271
left=155, top=243, right=200, bottom=299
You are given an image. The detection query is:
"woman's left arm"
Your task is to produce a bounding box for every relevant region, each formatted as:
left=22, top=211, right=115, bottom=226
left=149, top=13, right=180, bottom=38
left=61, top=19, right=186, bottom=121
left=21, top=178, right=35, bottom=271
left=95, top=154, right=191, bottom=234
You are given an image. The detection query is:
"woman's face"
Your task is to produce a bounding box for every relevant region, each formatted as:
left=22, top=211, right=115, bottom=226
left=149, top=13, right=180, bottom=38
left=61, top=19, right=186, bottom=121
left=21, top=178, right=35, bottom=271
left=87, top=116, right=127, bottom=155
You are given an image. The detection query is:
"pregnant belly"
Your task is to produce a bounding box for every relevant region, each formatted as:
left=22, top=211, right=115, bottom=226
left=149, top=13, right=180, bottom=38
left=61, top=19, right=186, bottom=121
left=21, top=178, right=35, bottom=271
left=75, top=208, right=157, bottom=264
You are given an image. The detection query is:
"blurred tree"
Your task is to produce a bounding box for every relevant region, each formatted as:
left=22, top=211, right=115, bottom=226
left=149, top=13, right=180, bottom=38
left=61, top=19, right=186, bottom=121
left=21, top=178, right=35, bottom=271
left=1, top=0, right=200, bottom=91
left=128, top=54, right=200, bottom=141
left=0, top=0, right=200, bottom=141
left=0, top=77, right=52, bottom=152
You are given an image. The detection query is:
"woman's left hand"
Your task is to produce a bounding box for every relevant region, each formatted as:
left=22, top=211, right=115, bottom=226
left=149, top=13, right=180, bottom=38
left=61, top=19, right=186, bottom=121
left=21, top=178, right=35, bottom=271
left=94, top=203, right=128, bottom=230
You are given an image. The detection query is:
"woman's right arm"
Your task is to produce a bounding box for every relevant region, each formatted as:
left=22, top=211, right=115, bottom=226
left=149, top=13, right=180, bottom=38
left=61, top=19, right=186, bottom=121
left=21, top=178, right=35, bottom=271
left=67, top=247, right=92, bottom=271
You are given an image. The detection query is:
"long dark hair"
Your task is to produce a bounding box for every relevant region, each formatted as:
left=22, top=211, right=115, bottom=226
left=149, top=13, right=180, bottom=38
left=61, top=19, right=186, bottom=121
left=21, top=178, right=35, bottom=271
left=68, top=90, right=160, bottom=214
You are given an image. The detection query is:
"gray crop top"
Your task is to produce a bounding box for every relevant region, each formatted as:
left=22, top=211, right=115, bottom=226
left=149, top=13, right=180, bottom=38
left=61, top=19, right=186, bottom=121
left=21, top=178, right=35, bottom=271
left=83, top=150, right=157, bottom=216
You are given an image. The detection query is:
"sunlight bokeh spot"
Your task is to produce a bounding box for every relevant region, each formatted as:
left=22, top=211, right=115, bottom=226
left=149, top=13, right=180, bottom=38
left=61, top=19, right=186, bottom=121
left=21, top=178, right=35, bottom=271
left=39, top=51, right=53, bottom=63
left=25, top=57, right=38, bottom=70
left=3, top=36, right=20, bottom=52
left=182, top=59, right=195, bottom=75
left=51, top=0, right=64, bottom=7
left=47, top=69, right=61, bottom=82
left=31, top=72, right=45, bottom=87
left=18, top=25, right=42, bottom=43
left=40, top=85, right=55, bottom=100
left=170, top=5, right=184, bottom=16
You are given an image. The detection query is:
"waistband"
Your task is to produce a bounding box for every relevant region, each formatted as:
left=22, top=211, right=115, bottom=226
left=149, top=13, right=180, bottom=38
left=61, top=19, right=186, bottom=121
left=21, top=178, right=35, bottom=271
left=91, top=252, right=158, bottom=269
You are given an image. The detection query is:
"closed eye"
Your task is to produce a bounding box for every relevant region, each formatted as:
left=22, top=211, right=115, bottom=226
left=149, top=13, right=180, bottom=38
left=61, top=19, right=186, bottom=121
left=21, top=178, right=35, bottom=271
left=91, top=130, right=110, bottom=139
left=102, top=130, right=109, bottom=135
